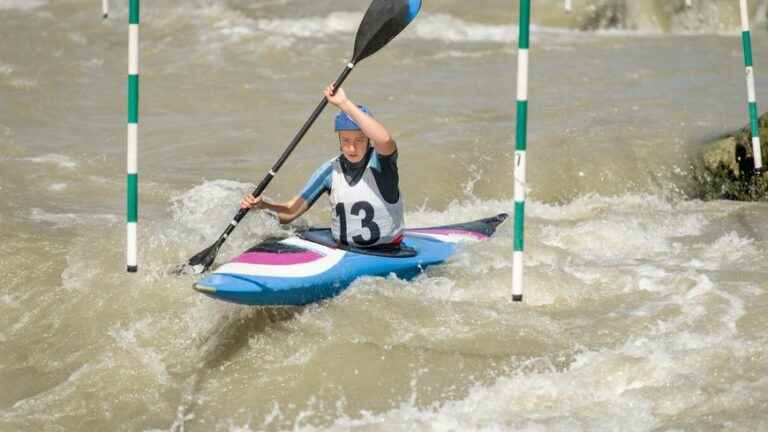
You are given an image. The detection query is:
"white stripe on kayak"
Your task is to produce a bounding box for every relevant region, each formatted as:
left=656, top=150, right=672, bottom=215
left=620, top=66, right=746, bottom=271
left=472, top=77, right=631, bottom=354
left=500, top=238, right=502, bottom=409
left=213, top=238, right=346, bottom=278
left=406, top=231, right=481, bottom=243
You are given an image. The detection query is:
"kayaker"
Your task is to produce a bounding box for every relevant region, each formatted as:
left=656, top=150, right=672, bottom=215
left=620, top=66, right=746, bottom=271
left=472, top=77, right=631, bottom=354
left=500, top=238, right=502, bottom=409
left=240, top=83, right=405, bottom=248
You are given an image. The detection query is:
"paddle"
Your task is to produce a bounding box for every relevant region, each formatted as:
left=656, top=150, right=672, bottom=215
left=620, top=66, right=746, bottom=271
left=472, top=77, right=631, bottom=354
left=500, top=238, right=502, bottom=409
left=176, top=0, right=423, bottom=275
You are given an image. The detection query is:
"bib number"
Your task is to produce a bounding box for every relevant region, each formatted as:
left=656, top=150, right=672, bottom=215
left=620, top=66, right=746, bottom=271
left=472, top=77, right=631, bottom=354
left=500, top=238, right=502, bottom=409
left=335, top=201, right=381, bottom=246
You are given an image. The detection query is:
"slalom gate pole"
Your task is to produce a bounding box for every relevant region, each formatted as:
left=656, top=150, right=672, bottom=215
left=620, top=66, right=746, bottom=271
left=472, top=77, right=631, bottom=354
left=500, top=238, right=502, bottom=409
left=512, top=0, right=531, bottom=302
left=127, top=0, right=139, bottom=272
left=739, top=0, right=764, bottom=170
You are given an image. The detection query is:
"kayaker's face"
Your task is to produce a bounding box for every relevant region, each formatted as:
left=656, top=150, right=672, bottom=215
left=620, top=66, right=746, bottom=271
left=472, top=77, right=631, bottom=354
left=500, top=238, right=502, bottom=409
left=339, top=130, right=369, bottom=163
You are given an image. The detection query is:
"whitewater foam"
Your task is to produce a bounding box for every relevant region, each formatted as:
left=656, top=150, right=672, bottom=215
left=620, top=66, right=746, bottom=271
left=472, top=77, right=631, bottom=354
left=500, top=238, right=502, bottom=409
left=412, top=14, right=518, bottom=43
left=47, top=183, right=68, bottom=192
left=22, top=154, right=78, bottom=169
left=108, top=317, right=171, bottom=386
left=285, top=265, right=752, bottom=432
left=9, top=79, right=38, bottom=90
left=255, top=12, right=360, bottom=38
left=0, top=0, right=46, bottom=11
left=169, top=179, right=285, bottom=252
left=24, top=208, right=118, bottom=228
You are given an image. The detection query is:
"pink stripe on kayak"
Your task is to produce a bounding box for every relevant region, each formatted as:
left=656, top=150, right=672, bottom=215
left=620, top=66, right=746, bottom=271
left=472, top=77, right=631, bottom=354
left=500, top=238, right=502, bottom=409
left=407, top=228, right=488, bottom=240
left=233, top=251, right=324, bottom=265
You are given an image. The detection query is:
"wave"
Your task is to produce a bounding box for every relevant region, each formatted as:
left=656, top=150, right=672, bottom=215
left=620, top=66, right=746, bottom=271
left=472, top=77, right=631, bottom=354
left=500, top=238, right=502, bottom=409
left=0, top=0, right=46, bottom=11
left=213, top=8, right=756, bottom=50
left=412, top=14, right=518, bottom=43
left=227, top=1, right=768, bottom=39
left=24, top=208, right=118, bottom=228
left=254, top=11, right=360, bottom=38
left=20, top=154, right=79, bottom=169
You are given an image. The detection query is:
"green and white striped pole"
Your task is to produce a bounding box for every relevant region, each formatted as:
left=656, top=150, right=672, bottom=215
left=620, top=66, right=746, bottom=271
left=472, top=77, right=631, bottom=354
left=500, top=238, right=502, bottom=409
left=102, top=0, right=108, bottom=19
left=739, top=0, right=763, bottom=171
left=127, top=0, right=139, bottom=272
left=512, top=0, right=530, bottom=302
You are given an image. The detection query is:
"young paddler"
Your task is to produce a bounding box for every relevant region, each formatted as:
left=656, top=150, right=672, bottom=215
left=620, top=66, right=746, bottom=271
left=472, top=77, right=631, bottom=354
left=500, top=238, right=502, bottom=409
left=241, top=83, right=405, bottom=248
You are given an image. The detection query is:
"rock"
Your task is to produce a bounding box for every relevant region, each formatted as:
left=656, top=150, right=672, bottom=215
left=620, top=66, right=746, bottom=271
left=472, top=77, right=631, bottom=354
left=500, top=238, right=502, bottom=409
left=702, top=112, right=768, bottom=178
left=733, top=111, right=768, bottom=169
left=702, top=136, right=740, bottom=176
left=696, top=112, right=768, bottom=201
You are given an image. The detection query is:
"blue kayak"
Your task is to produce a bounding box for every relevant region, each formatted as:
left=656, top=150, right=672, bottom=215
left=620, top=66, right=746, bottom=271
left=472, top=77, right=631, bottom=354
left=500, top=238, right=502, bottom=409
left=193, top=214, right=507, bottom=305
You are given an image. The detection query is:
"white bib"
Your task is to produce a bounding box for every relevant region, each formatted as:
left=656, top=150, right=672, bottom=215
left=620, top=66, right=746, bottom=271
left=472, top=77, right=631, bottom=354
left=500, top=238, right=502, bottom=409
left=329, top=158, right=404, bottom=247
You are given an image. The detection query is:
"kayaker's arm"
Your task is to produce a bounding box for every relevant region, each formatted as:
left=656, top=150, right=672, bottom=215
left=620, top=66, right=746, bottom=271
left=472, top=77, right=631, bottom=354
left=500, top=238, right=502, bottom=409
left=325, top=84, right=397, bottom=156
left=239, top=157, right=330, bottom=224
left=240, top=195, right=309, bottom=224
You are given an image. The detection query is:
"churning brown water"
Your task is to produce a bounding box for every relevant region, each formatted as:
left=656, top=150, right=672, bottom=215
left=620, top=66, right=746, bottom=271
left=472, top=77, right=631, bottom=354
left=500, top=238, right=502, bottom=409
left=1, top=0, right=768, bottom=430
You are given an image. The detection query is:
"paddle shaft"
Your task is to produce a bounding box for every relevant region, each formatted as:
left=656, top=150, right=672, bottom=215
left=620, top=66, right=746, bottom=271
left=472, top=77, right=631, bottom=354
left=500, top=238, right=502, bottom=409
left=216, top=63, right=355, bottom=243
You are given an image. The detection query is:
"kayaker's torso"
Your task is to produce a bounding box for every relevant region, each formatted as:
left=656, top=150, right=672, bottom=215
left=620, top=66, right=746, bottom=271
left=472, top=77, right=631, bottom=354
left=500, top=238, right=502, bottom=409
left=299, top=147, right=404, bottom=247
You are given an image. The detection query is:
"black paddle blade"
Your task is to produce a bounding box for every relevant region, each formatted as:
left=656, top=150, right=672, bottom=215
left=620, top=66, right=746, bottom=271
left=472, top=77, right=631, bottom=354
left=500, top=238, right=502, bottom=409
left=174, top=242, right=221, bottom=276
left=352, top=0, right=422, bottom=63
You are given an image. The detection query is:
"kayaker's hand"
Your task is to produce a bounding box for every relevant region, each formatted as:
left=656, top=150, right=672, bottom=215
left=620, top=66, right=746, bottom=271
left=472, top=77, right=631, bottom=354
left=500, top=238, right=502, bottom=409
left=240, top=194, right=264, bottom=209
left=324, top=83, right=349, bottom=108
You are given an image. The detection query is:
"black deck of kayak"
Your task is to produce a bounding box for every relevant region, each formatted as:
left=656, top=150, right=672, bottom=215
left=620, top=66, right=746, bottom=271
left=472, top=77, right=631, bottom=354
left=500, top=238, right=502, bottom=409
left=246, top=213, right=508, bottom=259
left=298, top=229, right=418, bottom=258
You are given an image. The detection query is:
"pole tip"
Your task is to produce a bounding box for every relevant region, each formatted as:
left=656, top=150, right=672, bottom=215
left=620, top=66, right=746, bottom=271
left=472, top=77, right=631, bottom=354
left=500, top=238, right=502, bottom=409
left=127, top=265, right=138, bottom=273
left=512, top=294, right=523, bottom=302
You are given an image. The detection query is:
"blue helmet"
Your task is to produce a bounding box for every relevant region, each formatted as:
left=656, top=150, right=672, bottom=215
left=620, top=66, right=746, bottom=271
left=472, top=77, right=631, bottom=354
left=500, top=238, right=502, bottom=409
left=335, top=105, right=372, bottom=131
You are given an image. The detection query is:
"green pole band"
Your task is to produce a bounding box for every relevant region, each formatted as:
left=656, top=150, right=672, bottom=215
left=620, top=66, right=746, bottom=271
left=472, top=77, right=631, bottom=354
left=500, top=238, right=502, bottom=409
left=514, top=202, right=525, bottom=251
left=128, top=75, right=139, bottom=123
left=515, top=101, right=528, bottom=151
left=519, top=0, right=530, bottom=49
left=127, top=174, right=138, bottom=222
left=750, top=102, right=760, bottom=136
left=129, top=0, right=139, bottom=24
left=742, top=32, right=754, bottom=67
